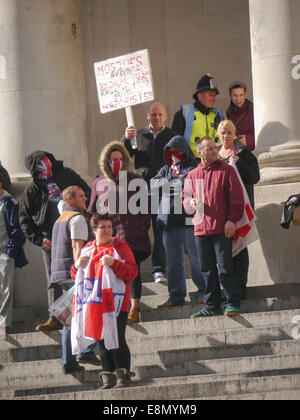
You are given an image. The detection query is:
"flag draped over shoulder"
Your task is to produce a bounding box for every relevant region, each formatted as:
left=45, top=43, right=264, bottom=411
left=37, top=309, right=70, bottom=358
left=229, top=159, right=258, bottom=256
left=71, top=243, right=125, bottom=355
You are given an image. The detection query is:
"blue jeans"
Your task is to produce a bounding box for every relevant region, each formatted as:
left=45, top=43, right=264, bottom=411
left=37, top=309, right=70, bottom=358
left=60, top=283, right=96, bottom=373
left=151, top=214, right=166, bottom=275
left=195, top=234, right=240, bottom=311
left=163, top=226, right=206, bottom=305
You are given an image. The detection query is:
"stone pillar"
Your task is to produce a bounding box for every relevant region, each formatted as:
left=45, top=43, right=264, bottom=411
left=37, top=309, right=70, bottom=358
left=0, top=0, right=89, bottom=178
left=0, top=0, right=91, bottom=313
left=248, top=0, right=300, bottom=287
left=249, top=0, right=300, bottom=185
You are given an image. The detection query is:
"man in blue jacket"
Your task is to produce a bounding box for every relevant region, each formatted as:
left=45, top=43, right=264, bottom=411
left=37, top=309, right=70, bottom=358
left=0, top=173, right=28, bottom=334
left=150, top=136, right=205, bottom=307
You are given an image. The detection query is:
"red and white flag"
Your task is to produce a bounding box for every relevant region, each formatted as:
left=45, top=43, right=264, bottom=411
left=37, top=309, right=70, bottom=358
left=71, top=244, right=125, bottom=355
left=229, top=159, right=258, bottom=256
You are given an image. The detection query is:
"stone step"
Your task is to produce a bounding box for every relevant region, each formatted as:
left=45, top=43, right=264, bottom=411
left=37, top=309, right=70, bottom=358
left=142, top=281, right=300, bottom=299
left=128, top=308, right=300, bottom=337
left=133, top=345, right=300, bottom=381
left=9, top=294, right=300, bottom=336
left=10, top=282, right=300, bottom=334
left=1, top=343, right=299, bottom=392
left=195, top=390, right=300, bottom=400
left=132, top=339, right=300, bottom=368
left=1, top=307, right=299, bottom=354
left=0, top=323, right=296, bottom=364
left=12, top=373, right=300, bottom=400
left=3, top=284, right=300, bottom=400
left=140, top=295, right=300, bottom=322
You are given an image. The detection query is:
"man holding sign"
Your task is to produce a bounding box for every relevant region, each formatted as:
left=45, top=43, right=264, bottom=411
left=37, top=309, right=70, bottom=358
left=95, top=50, right=174, bottom=284
left=122, top=102, right=175, bottom=283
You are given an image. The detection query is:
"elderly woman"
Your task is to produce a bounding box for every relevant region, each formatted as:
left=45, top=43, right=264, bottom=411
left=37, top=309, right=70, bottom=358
left=218, top=120, right=260, bottom=298
left=72, top=213, right=138, bottom=389
left=89, top=142, right=151, bottom=324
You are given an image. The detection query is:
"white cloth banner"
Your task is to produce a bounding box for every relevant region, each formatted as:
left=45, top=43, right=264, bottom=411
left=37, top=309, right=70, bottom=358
left=229, top=158, right=258, bottom=256
left=71, top=245, right=125, bottom=355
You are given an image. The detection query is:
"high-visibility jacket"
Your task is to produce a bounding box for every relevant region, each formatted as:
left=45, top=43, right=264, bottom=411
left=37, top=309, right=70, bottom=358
left=181, top=104, right=224, bottom=157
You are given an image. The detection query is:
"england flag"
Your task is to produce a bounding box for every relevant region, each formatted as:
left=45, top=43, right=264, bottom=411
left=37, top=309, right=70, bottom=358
left=229, top=158, right=258, bottom=256
left=71, top=244, right=125, bottom=354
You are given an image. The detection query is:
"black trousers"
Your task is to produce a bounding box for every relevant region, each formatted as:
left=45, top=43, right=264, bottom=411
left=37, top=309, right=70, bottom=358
left=99, top=311, right=131, bottom=372
left=151, top=214, right=166, bottom=275
left=195, top=234, right=240, bottom=310
left=130, top=250, right=149, bottom=300
left=232, top=247, right=249, bottom=289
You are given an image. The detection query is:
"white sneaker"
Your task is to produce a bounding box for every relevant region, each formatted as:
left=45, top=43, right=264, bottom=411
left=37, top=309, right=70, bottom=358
left=153, top=272, right=167, bottom=283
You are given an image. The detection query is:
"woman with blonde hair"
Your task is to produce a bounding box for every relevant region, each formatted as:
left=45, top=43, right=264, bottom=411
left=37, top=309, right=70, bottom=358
left=218, top=120, right=260, bottom=299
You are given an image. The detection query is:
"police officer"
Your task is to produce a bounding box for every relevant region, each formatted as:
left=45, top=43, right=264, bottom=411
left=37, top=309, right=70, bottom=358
left=171, top=74, right=224, bottom=158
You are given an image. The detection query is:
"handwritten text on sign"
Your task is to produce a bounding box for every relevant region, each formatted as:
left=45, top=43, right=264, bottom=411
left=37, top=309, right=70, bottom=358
left=94, top=49, right=154, bottom=113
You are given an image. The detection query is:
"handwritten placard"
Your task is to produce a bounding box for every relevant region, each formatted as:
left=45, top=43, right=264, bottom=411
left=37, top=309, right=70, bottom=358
left=94, top=49, right=154, bottom=113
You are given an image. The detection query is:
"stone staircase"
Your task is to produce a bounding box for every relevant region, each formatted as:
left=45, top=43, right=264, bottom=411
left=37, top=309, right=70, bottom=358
left=1, top=280, right=300, bottom=400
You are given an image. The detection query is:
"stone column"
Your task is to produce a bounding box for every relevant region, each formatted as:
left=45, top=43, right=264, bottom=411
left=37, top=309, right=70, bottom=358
left=0, top=0, right=89, bottom=179
left=0, top=0, right=90, bottom=312
left=249, top=0, right=300, bottom=185
left=248, top=0, right=300, bottom=287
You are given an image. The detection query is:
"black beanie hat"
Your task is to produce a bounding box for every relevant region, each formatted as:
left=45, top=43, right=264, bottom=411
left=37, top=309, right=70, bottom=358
left=193, top=73, right=219, bottom=99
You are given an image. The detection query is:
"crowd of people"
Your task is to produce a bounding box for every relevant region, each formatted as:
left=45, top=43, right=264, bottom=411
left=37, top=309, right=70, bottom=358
left=0, top=73, right=259, bottom=389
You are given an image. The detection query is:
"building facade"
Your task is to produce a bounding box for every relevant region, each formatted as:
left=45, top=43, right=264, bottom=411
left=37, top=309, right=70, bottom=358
left=0, top=0, right=300, bottom=310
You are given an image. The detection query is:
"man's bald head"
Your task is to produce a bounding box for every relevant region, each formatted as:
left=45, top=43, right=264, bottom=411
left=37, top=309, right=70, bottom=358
left=147, top=102, right=168, bottom=133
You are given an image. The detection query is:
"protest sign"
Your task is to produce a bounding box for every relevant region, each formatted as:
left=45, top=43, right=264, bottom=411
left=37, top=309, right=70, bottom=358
left=94, top=49, right=154, bottom=113
left=94, top=49, right=154, bottom=149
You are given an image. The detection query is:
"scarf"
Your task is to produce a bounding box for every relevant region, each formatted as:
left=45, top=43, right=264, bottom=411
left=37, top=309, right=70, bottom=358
left=170, top=151, right=186, bottom=177
left=36, top=156, right=53, bottom=180
left=171, top=161, right=183, bottom=177
left=71, top=242, right=125, bottom=354
left=109, top=159, right=124, bottom=178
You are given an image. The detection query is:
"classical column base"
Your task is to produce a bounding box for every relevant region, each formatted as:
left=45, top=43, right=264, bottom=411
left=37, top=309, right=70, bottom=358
left=249, top=182, right=300, bottom=286
left=257, top=141, right=300, bottom=185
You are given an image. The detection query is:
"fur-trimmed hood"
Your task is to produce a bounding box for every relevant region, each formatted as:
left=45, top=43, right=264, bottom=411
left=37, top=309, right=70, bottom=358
left=99, top=141, right=133, bottom=181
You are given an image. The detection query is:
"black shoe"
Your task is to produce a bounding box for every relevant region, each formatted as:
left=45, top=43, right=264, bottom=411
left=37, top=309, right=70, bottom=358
left=76, top=353, right=101, bottom=366
left=62, top=365, right=85, bottom=374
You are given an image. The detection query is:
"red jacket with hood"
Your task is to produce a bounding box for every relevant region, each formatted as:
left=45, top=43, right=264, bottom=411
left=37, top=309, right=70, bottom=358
left=183, top=160, right=244, bottom=237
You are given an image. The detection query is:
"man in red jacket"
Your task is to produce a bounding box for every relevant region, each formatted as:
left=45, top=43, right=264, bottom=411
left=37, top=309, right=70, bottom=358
left=182, top=137, right=244, bottom=317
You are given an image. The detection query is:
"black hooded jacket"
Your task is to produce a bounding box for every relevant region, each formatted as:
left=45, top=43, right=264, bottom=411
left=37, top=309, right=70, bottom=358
left=0, top=161, right=11, bottom=192
left=19, top=151, right=91, bottom=247
left=219, top=140, right=260, bottom=209
left=150, top=136, right=197, bottom=228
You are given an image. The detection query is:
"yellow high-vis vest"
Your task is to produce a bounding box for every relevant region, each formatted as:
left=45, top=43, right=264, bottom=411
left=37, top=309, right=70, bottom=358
left=182, top=104, right=223, bottom=158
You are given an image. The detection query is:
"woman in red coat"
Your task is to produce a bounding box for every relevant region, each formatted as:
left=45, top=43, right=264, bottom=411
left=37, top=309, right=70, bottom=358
left=72, top=213, right=138, bottom=389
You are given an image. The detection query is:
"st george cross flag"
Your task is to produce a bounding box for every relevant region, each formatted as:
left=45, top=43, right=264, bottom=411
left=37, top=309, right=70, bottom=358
left=229, top=158, right=258, bottom=257
left=71, top=244, right=125, bottom=355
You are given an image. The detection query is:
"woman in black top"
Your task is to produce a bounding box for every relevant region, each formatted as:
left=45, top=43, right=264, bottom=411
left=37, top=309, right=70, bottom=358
left=218, top=120, right=260, bottom=299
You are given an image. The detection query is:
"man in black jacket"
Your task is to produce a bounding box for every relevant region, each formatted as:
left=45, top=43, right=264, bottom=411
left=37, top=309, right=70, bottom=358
left=0, top=161, right=11, bottom=193
left=19, top=150, right=91, bottom=331
left=122, top=102, right=176, bottom=283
